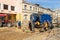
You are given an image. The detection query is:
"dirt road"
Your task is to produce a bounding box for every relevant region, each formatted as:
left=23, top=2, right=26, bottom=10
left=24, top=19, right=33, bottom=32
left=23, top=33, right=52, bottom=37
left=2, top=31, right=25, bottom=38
left=0, top=27, right=59, bottom=40
left=0, top=27, right=33, bottom=40
left=23, top=28, right=60, bottom=40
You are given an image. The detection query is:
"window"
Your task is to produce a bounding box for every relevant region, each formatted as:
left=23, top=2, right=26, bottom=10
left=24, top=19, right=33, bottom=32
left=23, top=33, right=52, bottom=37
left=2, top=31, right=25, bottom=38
left=33, top=7, right=35, bottom=11
left=24, top=5, right=27, bottom=10
left=36, top=8, right=37, bottom=11
left=25, top=16, right=27, bottom=20
left=24, top=14, right=27, bottom=20
left=11, top=6, right=15, bottom=11
left=33, top=7, right=37, bottom=11
left=4, top=4, right=8, bottom=10
left=38, top=8, right=39, bottom=11
left=30, top=6, right=32, bottom=10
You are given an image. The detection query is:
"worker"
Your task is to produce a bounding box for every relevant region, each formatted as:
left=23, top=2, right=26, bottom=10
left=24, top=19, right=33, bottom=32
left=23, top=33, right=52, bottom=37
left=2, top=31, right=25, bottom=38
left=18, top=21, right=21, bottom=29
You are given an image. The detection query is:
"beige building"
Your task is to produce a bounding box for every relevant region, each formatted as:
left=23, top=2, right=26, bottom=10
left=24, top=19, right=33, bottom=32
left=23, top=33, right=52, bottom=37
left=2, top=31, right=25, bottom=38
left=21, top=0, right=57, bottom=26
left=55, top=9, right=60, bottom=23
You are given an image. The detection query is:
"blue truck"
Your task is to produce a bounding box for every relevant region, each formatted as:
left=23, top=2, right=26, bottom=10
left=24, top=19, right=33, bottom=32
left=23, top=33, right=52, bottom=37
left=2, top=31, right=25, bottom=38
left=29, top=13, right=54, bottom=31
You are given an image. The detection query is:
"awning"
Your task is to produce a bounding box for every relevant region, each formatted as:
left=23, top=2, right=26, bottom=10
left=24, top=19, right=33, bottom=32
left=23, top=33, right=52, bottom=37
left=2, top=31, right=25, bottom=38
left=0, top=14, right=7, bottom=17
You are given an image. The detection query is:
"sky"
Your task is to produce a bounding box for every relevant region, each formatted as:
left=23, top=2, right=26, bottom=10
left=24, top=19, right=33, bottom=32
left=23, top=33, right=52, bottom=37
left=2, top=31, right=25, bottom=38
left=26, top=0, right=60, bottom=10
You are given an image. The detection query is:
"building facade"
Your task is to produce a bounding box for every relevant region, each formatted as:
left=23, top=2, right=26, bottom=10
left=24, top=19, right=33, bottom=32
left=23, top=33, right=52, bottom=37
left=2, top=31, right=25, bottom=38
left=0, top=0, right=23, bottom=24
left=21, top=0, right=57, bottom=26
left=0, top=0, right=57, bottom=27
left=21, top=0, right=57, bottom=31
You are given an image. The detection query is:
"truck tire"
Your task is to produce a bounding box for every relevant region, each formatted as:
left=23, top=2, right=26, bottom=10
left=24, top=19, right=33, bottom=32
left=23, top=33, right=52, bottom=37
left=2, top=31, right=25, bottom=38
left=29, top=21, right=35, bottom=32
left=29, top=22, right=32, bottom=31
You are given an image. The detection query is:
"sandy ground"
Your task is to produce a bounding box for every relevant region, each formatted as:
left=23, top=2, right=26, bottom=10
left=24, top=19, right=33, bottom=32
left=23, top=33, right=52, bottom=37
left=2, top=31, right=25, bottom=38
left=0, top=27, right=59, bottom=40
left=23, top=28, right=60, bottom=40
left=0, top=27, right=34, bottom=40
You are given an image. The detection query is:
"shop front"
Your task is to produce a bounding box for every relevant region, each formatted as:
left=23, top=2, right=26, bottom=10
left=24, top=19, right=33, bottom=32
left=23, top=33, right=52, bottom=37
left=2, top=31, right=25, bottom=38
left=0, top=13, right=16, bottom=27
